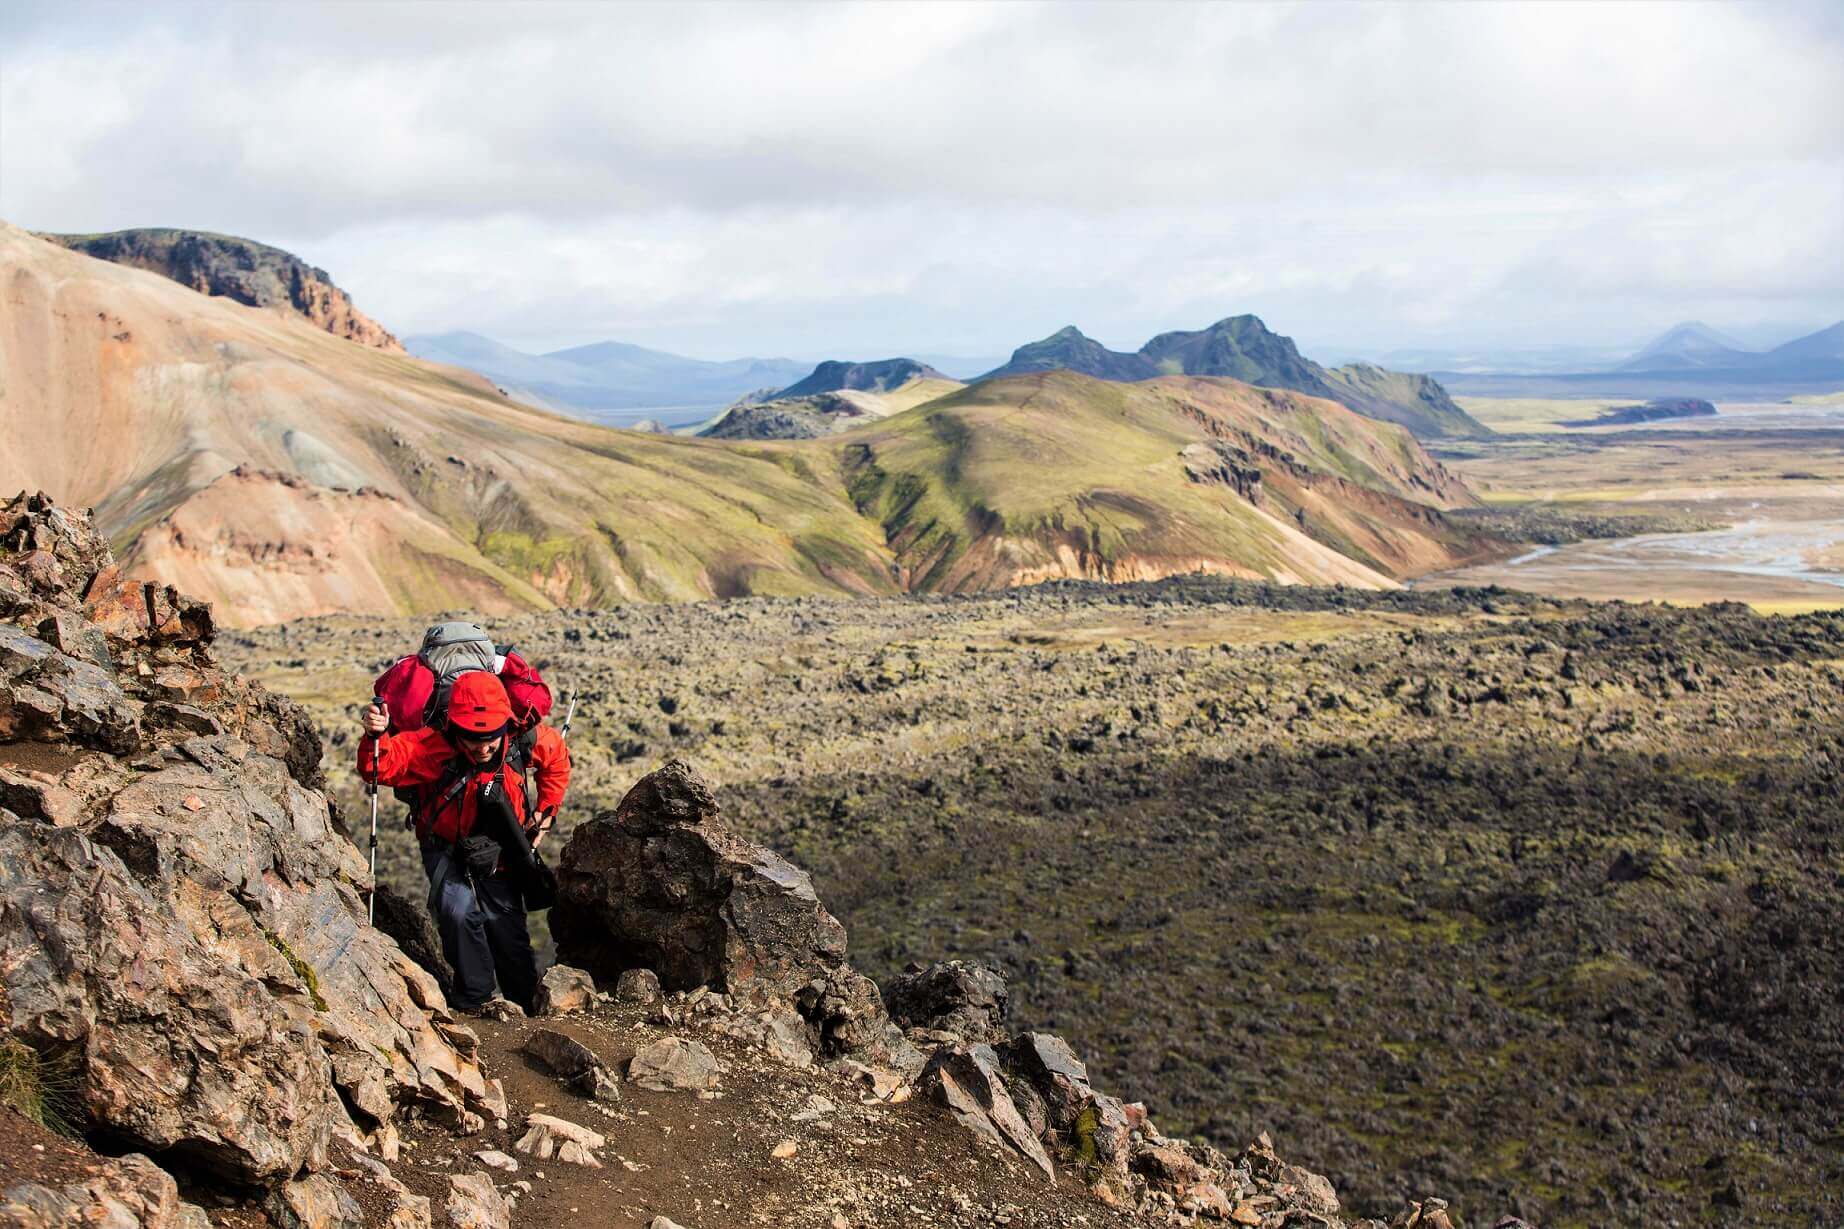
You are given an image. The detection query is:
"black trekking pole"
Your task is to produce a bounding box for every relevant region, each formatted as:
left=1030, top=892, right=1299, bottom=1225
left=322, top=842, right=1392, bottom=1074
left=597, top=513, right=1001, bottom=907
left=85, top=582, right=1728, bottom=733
left=365, top=694, right=383, bottom=925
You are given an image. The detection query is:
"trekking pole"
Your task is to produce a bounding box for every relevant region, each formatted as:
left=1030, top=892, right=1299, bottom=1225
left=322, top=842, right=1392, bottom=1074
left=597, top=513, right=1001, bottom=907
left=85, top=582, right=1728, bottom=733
left=560, top=690, right=577, bottom=741
left=365, top=694, right=383, bottom=925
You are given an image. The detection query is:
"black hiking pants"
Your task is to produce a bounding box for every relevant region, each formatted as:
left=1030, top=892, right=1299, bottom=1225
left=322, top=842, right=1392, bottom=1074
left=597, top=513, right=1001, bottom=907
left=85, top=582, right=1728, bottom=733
left=420, top=843, right=537, bottom=1012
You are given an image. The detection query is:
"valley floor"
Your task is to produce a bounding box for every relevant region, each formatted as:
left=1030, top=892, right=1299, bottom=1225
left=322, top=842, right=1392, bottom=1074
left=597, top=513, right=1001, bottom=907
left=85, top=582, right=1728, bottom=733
left=230, top=578, right=1844, bottom=1229
left=1431, top=400, right=1844, bottom=612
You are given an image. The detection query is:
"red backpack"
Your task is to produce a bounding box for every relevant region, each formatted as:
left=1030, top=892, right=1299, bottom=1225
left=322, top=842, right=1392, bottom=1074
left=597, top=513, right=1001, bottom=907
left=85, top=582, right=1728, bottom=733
left=372, top=622, right=556, bottom=829
left=373, top=621, right=553, bottom=734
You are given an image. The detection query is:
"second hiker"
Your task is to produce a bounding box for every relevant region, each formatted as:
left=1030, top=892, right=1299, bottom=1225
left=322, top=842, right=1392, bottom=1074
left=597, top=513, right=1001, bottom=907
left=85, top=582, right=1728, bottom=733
left=360, top=671, right=570, bottom=1014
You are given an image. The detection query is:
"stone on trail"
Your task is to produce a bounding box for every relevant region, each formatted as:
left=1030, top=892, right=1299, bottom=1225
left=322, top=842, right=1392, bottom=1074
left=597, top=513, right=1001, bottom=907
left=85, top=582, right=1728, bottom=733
left=627, top=1037, right=721, bottom=1092
left=533, top=964, right=596, bottom=1015
left=472, top=1150, right=518, bottom=1173
left=615, top=967, right=663, bottom=1004
left=648, top=1218, right=690, bottom=1229
left=513, top=1113, right=605, bottom=1167
left=443, top=1173, right=510, bottom=1229
left=522, top=1028, right=621, bottom=1103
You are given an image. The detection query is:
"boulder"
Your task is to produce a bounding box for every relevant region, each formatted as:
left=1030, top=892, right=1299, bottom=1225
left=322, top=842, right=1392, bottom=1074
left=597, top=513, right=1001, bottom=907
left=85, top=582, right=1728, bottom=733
left=615, top=967, right=663, bottom=1004
left=628, top=1037, right=721, bottom=1092
left=920, top=1044, right=1056, bottom=1183
left=534, top=964, right=596, bottom=1015
left=883, top=960, right=1010, bottom=1043
left=0, top=1152, right=210, bottom=1229
left=553, top=759, right=917, bottom=1070
left=554, top=760, right=847, bottom=997
left=0, top=818, right=336, bottom=1182
left=996, top=1032, right=1131, bottom=1177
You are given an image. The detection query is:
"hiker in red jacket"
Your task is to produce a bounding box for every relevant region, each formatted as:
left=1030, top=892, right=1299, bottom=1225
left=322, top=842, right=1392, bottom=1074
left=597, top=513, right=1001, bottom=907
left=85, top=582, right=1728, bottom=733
left=360, top=672, right=570, bottom=1014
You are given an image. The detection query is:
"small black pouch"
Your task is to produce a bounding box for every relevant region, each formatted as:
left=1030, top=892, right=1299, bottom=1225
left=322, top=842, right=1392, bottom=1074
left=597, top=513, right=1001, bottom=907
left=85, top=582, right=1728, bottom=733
left=459, top=833, right=503, bottom=877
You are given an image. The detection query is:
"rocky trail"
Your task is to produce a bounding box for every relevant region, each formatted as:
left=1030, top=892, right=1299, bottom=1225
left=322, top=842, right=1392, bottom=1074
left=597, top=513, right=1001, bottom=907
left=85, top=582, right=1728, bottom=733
left=0, top=491, right=1502, bottom=1229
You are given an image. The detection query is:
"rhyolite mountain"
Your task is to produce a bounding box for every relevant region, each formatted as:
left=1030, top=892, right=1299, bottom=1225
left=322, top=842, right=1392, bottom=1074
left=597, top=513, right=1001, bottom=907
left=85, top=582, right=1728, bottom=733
left=405, top=330, right=810, bottom=420
left=981, top=316, right=1491, bottom=439
left=774, top=356, right=948, bottom=398
left=0, top=222, right=1504, bottom=626
left=44, top=227, right=403, bottom=352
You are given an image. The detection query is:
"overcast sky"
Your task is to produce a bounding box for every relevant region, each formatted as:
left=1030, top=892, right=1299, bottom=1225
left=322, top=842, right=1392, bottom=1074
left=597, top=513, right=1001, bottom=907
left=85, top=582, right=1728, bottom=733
left=3, top=1, right=1841, bottom=361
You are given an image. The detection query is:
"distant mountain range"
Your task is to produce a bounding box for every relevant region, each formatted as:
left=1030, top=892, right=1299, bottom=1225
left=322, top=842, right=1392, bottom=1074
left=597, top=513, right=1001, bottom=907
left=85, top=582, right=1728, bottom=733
left=403, top=331, right=811, bottom=422
left=979, top=316, right=1490, bottom=439
left=1613, top=320, right=1844, bottom=377
left=1434, top=319, right=1844, bottom=399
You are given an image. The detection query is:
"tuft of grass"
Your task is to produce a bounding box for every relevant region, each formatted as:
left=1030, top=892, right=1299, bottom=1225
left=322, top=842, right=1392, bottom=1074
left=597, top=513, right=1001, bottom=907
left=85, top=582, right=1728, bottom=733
left=0, top=1037, right=81, bottom=1136
left=264, top=930, right=330, bottom=1012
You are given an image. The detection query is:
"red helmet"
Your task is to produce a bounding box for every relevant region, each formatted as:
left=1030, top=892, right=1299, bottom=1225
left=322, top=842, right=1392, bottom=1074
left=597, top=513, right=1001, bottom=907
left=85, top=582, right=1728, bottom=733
left=448, top=672, right=512, bottom=737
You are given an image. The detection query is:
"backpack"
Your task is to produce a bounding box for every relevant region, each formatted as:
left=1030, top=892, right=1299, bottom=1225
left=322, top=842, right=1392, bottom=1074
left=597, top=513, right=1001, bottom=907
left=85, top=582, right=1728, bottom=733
left=372, top=621, right=556, bottom=825
left=374, top=622, right=554, bottom=733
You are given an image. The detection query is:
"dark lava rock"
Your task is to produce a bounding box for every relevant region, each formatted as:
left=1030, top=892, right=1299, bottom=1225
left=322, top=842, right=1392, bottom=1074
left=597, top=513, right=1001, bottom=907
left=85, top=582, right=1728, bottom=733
left=883, top=959, right=1010, bottom=1043
left=552, top=758, right=918, bottom=1071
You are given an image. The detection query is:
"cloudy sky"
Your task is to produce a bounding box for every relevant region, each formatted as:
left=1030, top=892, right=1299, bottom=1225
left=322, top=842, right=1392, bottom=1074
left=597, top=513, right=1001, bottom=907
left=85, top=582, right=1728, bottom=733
left=3, top=1, right=1841, bottom=361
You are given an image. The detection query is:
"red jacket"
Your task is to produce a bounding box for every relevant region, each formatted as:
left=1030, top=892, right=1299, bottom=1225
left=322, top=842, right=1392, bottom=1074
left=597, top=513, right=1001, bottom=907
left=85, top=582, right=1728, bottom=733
left=359, top=725, right=571, bottom=844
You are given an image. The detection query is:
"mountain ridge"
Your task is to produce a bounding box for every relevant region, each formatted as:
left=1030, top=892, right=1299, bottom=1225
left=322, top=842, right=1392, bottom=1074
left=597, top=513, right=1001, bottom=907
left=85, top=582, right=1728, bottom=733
left=981, top=316, right=1491, bottom=440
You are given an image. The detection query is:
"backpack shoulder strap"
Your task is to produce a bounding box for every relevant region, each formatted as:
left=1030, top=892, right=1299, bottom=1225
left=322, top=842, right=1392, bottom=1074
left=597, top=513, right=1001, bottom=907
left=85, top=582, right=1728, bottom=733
left=507, top=726, right=541, bottom=818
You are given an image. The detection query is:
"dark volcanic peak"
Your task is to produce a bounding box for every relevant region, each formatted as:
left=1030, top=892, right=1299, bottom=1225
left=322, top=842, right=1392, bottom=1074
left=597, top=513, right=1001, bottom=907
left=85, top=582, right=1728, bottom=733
left=1140, top=314, right=1332, bottom=390
left=981, top=325, right=1159, bottom=382
left=776, top=356, right=945, bottom=399
left=46, top=226, right=403, bottom=351
left=981, top=315, right=1489, bottom=439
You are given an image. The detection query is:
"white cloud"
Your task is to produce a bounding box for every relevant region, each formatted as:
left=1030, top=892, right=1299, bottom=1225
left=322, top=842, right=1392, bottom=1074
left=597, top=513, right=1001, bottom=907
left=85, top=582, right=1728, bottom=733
left=1, top=0, right=1839, bottom=354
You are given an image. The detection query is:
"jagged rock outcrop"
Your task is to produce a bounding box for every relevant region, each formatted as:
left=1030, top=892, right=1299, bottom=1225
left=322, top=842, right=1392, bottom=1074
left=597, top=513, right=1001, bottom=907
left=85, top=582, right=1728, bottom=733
left=46, top=229, right=403, bottom=352
left=0, top=491, right=493, bottom=1205
left=551, top=758, right=921, bottom=1073
left=1, top=1151, right=211, bottom=1229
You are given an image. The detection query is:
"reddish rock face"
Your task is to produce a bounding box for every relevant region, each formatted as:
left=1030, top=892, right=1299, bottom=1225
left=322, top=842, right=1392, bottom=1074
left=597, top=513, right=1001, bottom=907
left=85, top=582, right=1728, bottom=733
left=46, top=228, right=404, bottom=353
